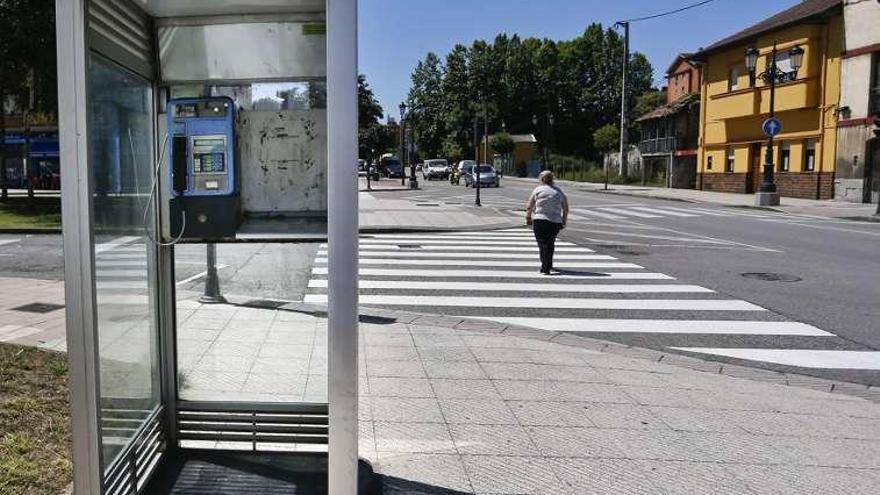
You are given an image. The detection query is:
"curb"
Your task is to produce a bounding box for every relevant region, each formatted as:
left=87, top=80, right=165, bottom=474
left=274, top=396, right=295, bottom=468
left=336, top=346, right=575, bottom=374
left=0, top=227, right=62, bottom=234
left=359, top=220, right=523, bottom=234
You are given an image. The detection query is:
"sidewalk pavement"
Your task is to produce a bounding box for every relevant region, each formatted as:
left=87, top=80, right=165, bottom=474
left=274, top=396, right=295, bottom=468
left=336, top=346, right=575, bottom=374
left=359, top=188, right=520, bottom=232
left=505, top=177, right=879, bottom=220
left=3, top=276, right=880, bottom=493
left=359, top=176, right=411, bottom=192
left=0, top=276, right=67, bottom=351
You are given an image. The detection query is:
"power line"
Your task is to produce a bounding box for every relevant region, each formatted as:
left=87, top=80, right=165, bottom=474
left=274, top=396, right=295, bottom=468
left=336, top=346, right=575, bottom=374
left=618, top=0, right=721, bottom=24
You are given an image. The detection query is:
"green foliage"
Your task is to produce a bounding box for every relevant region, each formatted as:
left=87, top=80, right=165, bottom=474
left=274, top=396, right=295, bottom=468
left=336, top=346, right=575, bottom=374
left=358, top=75, right=395, bottom=159
left=635, top=89, right=666, bottom=119
left=404, top=24, right=655, bottom=162
left=593, top=124, right=620, bottom=153
left=490, top=133, right=515, bottom=155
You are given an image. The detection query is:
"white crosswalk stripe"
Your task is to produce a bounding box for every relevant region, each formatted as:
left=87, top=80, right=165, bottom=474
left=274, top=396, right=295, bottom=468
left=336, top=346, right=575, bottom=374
left=567, top=205, right=780, bottom=221
left=306, top=229, right=875, bottom=372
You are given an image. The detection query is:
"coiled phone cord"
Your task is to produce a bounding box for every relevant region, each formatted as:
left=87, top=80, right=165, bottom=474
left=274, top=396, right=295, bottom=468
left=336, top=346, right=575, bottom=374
left=140, top=132, right=186, bottom=246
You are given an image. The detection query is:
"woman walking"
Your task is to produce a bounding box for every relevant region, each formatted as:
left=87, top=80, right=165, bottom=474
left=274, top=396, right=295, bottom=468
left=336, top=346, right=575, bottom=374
left=526, top=171, right=569, bottom=275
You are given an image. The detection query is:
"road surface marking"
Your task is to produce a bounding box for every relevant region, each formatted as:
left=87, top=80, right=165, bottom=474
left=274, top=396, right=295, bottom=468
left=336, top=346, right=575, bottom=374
left=368, top=232, right=535, bottom=239
left=304, top=294, right=764, bottom=311
left=309, top=280, right=710, bottom=293
left=571, top=208, right=626, bottom=220
left=310, top=267, right=672, bottom=279
left=94, top=236, right=141, bottom=254
left=671, top=207, right=735, bottom=217
left=350, top=245, right=594, bottom=253
left=631, top=207, right=699, bottom=218
left=0, top=239, right=21, bottom=247
left=598, top=207, right=662, bottom=219
left=671, top=348, right=880, bottom=370
left=352, top=239, right=578, bottom=247
left=317, top=251, right=614, bottom=260
left=314, top=258, right=642, bottom=269
left=478, top=318, right=832, bottom=336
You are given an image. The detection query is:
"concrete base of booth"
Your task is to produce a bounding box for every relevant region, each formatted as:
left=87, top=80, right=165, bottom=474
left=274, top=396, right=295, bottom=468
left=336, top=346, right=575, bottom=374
left=144, top=450, right=379, bottom=494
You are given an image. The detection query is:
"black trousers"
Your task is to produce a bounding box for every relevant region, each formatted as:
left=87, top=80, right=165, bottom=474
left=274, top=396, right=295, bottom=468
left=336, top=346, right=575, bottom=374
left=532, top=219, right=563, bottom=273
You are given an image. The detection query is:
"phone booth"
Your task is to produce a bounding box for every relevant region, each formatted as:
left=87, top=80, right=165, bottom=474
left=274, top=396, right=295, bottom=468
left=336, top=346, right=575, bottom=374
left=56, top=0, right=360, bottom=493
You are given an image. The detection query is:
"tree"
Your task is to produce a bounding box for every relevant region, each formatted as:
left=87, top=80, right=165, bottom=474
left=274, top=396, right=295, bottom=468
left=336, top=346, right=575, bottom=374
left=358, top=74, right=391, bottom=159
left=634, top=90, right=666, bottom=119
left=407, top=52, right=446, bottom=158
left=490, top=133, right=515, bottom=155
left=0, top=0, right=56, bottom=201
left=402, top=23, right=655, bottom=165
left=593, top=124, right=619, bottom=154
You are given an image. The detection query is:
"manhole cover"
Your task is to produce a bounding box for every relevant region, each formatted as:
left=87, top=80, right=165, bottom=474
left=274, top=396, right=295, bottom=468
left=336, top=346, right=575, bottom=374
left=397, top=244, right=422, bottom=249
left=741, top=272, right=802, bottom=282
left=12, top=302, right=65, bottom=314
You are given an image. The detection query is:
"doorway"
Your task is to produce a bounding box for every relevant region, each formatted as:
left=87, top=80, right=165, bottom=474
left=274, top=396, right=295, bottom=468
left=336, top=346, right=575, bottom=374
left=747, top=143, right=762, bottom=194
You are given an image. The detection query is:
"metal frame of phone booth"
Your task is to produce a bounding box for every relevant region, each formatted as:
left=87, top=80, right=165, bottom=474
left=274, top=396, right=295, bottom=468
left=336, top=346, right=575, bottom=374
left=56, top=0, right=359, bottom=493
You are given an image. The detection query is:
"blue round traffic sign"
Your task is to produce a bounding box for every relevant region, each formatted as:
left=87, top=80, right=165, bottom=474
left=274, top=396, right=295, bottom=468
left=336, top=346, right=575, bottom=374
left=762, top=117, right=782, bottom=137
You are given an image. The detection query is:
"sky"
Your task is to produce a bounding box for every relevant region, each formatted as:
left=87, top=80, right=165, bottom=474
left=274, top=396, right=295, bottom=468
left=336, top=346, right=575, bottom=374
left=358, top=0, right=802, bottom=119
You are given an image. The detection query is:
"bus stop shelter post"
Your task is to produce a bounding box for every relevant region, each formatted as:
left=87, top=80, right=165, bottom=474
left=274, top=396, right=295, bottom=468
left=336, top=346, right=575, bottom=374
left=327, top=0, right=360, bottom=493
left=56, top=0, right=105, bottom=492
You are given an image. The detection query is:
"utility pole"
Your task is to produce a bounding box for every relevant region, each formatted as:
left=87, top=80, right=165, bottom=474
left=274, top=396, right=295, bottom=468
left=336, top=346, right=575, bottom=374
left=0, top=87, right=7, bottom=202
left=617, top=21, right=629, bottom=180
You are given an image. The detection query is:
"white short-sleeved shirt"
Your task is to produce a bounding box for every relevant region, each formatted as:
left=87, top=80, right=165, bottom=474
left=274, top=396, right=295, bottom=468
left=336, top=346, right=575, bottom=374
left=530, top=184, right=566, bottom=224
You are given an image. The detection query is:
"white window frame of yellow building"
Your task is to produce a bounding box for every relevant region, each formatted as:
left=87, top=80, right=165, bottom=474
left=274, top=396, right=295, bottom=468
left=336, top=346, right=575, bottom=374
left=779, top=141, right=791, bottom=172
left=728, top=66, right=739, bottom=91
left=725, top=146, right=735, bottom=173
left=803, top=139, right=816, bottom=172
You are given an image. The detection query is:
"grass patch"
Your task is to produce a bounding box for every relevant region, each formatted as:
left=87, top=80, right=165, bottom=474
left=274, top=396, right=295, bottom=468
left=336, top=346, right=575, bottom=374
left=0, top=197, right=62, bottom=229
left=0, top=343, right=71, bottom=494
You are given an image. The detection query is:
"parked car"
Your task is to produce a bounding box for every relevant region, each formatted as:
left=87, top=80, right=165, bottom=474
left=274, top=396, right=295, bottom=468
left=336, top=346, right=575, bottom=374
left=464, top=164, right=500, bottom=188
left=382, top=158, right=404, bottom=178
left=422, top=159, right=450, bottom=180
left=451, top=160, right=476, bottom=185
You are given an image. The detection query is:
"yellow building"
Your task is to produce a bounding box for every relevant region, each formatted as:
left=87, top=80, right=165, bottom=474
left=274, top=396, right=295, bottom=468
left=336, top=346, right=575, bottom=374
left=695, top=0, right=843, bottom=199
left=477, top=134, right=539, bottom=176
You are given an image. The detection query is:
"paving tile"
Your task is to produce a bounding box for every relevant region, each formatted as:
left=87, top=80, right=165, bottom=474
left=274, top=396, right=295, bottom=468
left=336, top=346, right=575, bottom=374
left=423, top=361, right=487, bottom=379
left=525, top=349, right=590, bottom=367
left=470, top=347, right=536, bottom=364
left=376, top=453, right=473, bottom=492
left=551, top=382, right=635, bottom=403
left=363, top=332, right=415, bottom=347
left=647, top=406, right=744, bottom=433
left=462, top=455, right=566, bottom=494
left=449, top=424, right=537, bottom=456
left=374, top=422, right=457, bottom=454
left=257, top=344, right=314, bottom=359
left=371, top=397, right=444, bottom=423
left=365, top=345, right=421, bottom=361
left=729, top=464, right=880, bottom=495
left=249, top=357, right=310, bottom=375
left=598, top=368, right=673, bottom=388
left=416, top=347, right=478, bottom=362
left=461, top=335, right=523, bottom=349
left=411, top=333, right=467, bottom=348
left=369, top=377, right=435, bottom=398
left=548, top=458, right=656, bottom=495
left=493, top=380, right=559, bottom=402
left=480, top=362, right=601, bottom=382
left=634, top=459, right=752, bottom=495
left=430, top=379, right=502, bottom=400
left=582, top=403, right=669, bottom=430
left=508, top=401, right=595, bottom=427
left=366, top=360, right=427, bottom=378
left=767, top=435, right=880, bottom=469
left=527, top=426, right=627, bottom=458
left=241, top=373, right=307, bottom=395
left=438, top=399, right=517, bottom=425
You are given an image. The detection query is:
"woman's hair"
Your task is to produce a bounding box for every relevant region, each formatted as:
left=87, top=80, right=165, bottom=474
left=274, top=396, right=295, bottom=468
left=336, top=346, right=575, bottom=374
left=539, top=170, right=555, bottom=185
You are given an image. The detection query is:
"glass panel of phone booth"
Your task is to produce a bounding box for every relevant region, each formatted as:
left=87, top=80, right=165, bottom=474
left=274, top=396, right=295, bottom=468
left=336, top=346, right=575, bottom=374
left=157, top=20, right=328, bottom=243
left=90, top=55, right=161, bottom=471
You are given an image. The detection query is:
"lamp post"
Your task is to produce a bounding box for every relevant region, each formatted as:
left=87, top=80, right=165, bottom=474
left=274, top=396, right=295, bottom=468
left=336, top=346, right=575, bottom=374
left=367, top=147, right=374, bottom=190
left=399, top=102, right=407, bottom=186
left=745, top=43, right=804, bottom=206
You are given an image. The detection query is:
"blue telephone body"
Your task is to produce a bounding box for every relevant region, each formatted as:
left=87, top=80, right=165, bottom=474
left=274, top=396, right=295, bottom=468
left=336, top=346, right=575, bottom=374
left=167, top=97, right=241, bottom=240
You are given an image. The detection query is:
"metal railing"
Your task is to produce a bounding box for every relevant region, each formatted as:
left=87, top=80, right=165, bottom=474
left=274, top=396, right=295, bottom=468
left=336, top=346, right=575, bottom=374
left=638, top=136, right=678, bottom=155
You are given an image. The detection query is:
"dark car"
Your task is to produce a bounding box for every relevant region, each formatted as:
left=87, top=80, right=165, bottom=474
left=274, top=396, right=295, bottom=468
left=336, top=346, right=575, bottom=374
left=382, top=159, right=404, bottom=178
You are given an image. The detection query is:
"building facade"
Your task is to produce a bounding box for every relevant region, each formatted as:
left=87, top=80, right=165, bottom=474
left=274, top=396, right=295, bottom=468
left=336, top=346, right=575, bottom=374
left=834, top=0, right=880, bottom=203
left=695, top=0, right=843, bottom=200
left=637, top=55, right=701, bottom=189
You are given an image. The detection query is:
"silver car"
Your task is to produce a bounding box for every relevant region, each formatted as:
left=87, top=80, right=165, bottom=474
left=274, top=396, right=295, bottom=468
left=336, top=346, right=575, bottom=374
left=464, top=164, right=500, bottom=188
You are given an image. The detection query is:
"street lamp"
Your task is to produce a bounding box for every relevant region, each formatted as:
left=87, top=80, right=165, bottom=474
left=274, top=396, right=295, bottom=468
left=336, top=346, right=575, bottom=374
left=745, top=43, right=804, bottom=206
left=399, top=102, right=407, bottom=186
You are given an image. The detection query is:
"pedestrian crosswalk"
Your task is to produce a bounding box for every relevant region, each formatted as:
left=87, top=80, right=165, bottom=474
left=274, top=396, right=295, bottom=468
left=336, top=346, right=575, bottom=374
left=567, top=204, right=784, bottom=221
left=305, top=228, right=880, bottom=373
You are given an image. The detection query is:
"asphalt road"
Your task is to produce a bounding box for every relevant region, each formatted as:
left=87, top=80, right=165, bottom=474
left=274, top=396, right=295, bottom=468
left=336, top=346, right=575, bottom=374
left=394, top=178, right=880, bottom=386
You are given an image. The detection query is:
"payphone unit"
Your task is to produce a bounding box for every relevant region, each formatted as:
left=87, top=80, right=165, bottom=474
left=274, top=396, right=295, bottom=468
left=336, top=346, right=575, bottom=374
left=166, top=97, right=241, bottom=241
